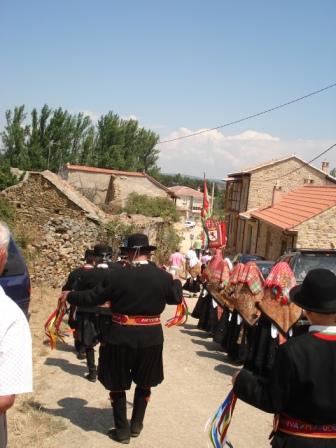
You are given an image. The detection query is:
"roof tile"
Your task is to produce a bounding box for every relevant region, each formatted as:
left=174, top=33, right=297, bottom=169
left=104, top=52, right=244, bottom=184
left=251, top=185, right=336, bottom=230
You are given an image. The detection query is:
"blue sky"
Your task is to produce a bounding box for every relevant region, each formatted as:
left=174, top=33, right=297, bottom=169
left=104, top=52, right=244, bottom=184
left=1, top=0, right=336, bottom=177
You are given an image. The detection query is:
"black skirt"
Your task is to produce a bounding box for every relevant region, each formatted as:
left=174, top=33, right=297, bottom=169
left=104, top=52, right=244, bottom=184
left=75, top=311, right=100, bottom=347
left=244, top=315, right=279, bottom=377
left=98, top=343, right=164, bottom=391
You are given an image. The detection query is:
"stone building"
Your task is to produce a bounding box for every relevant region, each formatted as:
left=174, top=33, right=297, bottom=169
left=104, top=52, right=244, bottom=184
left=168, top=185, right=203, bottom=218
left=59, top=164, right=176, bottom=210
left=249, top=185, right=336, bottom=260
left=1, top=170, right=162, bottom=286
left=224, top=155, right=336, bottom=254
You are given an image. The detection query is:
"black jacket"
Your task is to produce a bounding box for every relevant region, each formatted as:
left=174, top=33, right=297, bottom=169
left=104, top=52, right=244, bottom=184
left=67, top=263, right=183, bottom=347
left=234, top=332, right=336, bottom=425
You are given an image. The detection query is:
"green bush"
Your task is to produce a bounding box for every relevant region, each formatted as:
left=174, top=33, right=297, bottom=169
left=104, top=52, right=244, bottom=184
left=154, top=223, right=182, bottom=265
left=124, top=193, right=179, bottom=222
left=103, top=219, right=139, bottom=254
left=0, top=165, right=17, bottom=191
left=0, top=198, right=15, bottom=223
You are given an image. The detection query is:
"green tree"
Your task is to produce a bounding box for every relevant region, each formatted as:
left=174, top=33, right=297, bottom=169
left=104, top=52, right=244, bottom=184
left=2, top=105, right=160, bottom=174
left=330, top=167, right=336, bottom=178
left=2, top=106, right=30, bottom=169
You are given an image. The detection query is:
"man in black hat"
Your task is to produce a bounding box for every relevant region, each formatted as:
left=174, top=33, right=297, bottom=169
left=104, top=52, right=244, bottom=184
left=61, top=233, right=183, bottom=444
left=63, top=248, right=96, bottom=359
left=232, top=268, right=336, bottom=447
left=63, top=244, right=119, bottom=382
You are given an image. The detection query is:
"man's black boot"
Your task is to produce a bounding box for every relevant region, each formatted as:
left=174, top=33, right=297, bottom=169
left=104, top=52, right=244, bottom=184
left=130, top=387, right=151, bottom=437
left=109, top=391, right=130, bottom=444
left=85, top=348, right=96, bottom=382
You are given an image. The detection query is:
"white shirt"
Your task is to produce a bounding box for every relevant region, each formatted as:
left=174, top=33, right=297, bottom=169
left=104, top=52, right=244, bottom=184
left=186, top=250, right=199, bottom=268
left=309, top=325, right=336, bottom=334
left=0, top=286, right=33, bottom=395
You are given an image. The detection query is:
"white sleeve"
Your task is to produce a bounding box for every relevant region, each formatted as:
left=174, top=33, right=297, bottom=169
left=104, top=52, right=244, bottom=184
left=0, top=315, right=33, bottom=395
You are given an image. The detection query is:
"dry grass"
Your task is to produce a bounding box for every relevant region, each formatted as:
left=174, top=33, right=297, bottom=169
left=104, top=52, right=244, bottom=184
left=8, top=396, right=66, bottom=448
left=7, top=285, right=67, bottom=448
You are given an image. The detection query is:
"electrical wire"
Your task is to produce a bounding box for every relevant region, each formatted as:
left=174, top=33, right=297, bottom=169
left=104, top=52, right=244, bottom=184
left=157, top=81, right=336, bottom=145
left=260, top=142, right=336, bottom=182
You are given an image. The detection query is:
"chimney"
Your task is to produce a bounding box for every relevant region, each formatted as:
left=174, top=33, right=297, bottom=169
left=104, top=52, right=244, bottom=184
left=321, top=161, right=329, bottom=174
left=272, top=183, right=283, bottom=205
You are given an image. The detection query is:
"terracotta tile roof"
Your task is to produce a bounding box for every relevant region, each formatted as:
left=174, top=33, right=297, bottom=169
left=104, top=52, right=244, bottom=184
left=227, top=155, right=336, bottom=183
left=169, top=185, right=203, bottom=199
left=65, top=164, right=145, bottom=177
left=64, top=164, right=176, bottom=197
left=251, top=186, right=336, bottom=230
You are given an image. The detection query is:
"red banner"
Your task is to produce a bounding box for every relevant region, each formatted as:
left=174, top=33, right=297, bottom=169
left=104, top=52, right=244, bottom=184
left=205, top=219, right=227, bottom=249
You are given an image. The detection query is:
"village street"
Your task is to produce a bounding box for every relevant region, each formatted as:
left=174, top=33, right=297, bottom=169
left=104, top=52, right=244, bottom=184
left=9, top=287, right=272, bottom=448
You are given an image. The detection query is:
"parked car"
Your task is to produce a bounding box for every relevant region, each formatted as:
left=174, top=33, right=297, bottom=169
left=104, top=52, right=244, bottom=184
left=254, top=260, right=275, bottom=279
left=184, top=219, right=196, bottom=229
left=278, top=249, right=336, bottom=283
left=0, top=236, right=31, bottom=316
left=232, top=253, right=265, bottom=265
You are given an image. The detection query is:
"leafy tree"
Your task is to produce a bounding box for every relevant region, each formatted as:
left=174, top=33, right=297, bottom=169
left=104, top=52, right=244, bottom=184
left=1, top=105, right=160, bottom=174
left=330, top=167, right=336, bottom=178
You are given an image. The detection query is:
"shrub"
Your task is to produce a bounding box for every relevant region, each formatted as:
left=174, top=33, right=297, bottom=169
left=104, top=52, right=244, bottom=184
left=124, top=193, right=179, bottom=222
left=154, top=223, right=182, bottom=265
left=0, top=164, right=17, bottom=191
left=0, top=198, right=15, bottom=223
left=103, top=219, right=139, bottom=254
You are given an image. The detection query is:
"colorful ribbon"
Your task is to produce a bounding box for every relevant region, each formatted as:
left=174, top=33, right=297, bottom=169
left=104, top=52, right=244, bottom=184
left=44, top=298, right=68, bottom=349
left=206, top=389, right=237, bottom=448
left=165, top=297, right=189, bottom=328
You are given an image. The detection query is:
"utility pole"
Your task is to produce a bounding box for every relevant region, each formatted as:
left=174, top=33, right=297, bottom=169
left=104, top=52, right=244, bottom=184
left=211, top=182, right=215, bottom=215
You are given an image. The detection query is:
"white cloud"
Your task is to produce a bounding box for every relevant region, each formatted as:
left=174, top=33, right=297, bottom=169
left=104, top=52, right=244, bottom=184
left=158, top=128, right=336, bottom=178
left=121, top=114, right=138, bottom=121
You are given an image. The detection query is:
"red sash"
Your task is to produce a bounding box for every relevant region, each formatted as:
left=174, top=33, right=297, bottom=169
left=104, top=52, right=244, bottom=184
left=112, top=313, right=161, bottom=326
left=276, top=414, right=336, bottom=439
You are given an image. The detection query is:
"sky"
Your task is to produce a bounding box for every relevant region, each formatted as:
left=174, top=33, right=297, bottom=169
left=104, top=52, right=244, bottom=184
left=1, top=0, right=336, bottom=178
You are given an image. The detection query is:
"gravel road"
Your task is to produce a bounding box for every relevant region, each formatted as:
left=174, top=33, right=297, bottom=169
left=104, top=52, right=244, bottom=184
left=26, top=292, right=272, bottom=448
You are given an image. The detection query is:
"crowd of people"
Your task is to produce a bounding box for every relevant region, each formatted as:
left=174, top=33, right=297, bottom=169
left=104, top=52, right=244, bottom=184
left=60, top=233, right=182, bottom=444
left=1, top=218, right=336, bottom=447
left=189, top=248, right=336, bottom=448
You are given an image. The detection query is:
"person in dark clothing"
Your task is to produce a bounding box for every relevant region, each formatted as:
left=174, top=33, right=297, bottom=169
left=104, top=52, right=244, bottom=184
left=232, top=269, right=336, bottom=448
left=62, top=248, right=96, bottom=359
left=74, top=244, right=121, bottom=382
left=63, top=245, right=120, bottom=382
left=61, top=233, right=183, bottom=444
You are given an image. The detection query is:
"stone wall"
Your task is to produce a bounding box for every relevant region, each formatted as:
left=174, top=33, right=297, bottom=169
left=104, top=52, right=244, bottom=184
left=64, top=171, right=111, bottom=205
left=1, top=173, right=163, bottom=287
left=247, top=159, right=334, bottom=210
left=294, top=206, right=336, bottom=249
left=64, top=170, right=171, bottom=208
left=112, top=176, right=169, bottom=208
left=254, top=222, right=293, bottom=260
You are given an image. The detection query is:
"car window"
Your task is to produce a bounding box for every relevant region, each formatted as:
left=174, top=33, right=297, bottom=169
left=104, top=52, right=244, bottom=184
left=294, top=253, right=336, bottom=281
left=1, top=239, right=26, bottom=277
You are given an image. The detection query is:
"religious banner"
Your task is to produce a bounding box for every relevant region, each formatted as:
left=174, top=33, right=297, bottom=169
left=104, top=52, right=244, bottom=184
left=205, top=218, right=227, bottom=249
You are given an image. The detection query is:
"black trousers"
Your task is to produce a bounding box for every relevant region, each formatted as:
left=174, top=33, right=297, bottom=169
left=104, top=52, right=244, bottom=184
left=272, top=432, right=336, bottom=447
left=98, top=343, right=164, bottom=391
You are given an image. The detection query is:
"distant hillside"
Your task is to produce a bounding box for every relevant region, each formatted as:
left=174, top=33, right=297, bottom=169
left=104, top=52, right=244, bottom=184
left=155, top=172, right=225, bottom=193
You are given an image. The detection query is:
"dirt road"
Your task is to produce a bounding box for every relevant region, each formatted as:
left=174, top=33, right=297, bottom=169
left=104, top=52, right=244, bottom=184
left=9, top=289, right=272, bottom=448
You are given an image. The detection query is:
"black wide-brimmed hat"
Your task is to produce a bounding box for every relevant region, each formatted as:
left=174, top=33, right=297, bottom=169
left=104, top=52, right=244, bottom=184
left=93, top=244, right=112, bottom=257
left=290, top=268, right=336, bottom=314
left=120, top=233, right=156, bottom=252
left=83, top=249, right=95, bottom=260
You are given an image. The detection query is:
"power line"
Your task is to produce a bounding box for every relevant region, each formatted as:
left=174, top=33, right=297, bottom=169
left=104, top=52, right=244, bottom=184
left=158, top=81, right=336, bottom=145
left=259, top=142, right=336, bottom=182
